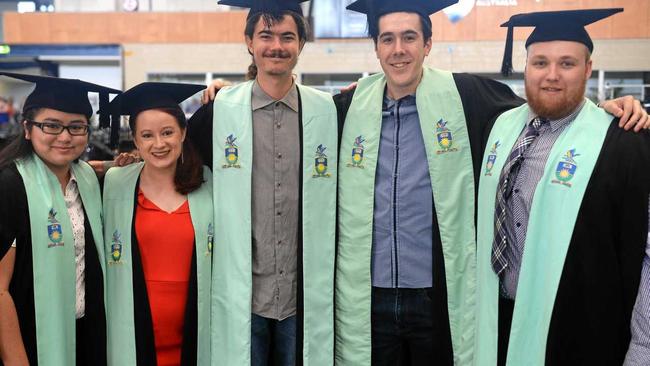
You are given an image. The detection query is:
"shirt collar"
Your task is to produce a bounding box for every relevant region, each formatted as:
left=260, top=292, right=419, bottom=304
left=65, top=169, right=78, bottom=194
left=252, top=80, right=299, bottom=112
left=527, top=98, right=587, bottom=133
left=383, top=90, right=416, bottom=110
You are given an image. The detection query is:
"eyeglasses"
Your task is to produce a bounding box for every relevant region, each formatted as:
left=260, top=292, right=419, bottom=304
left=26, top=120, right=90, bottom=136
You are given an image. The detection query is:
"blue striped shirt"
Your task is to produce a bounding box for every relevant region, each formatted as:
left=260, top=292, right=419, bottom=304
left=371, top=94, right=434, bottom=288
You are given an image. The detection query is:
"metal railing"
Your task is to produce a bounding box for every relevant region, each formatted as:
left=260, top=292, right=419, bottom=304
left=605, top=84, right=649, bottom=103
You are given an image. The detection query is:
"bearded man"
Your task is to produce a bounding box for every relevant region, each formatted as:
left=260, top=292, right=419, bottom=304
left=474, top=8, right=650, bottom=365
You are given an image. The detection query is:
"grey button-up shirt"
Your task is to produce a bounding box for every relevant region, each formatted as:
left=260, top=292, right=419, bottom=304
left=251, top=81, right=300, bottom=320
left=372, top=94, right=434, bottom=288
left=501, top=101, right=584, bottom=299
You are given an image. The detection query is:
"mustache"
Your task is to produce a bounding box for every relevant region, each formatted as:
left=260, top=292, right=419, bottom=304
left=263, top=50, right=291, bottom=59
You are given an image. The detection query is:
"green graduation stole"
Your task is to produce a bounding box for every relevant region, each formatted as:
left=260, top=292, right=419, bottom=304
left=15, top=154, right=105, bottom=366
left=475, top=100, right=611, bottom=365
left=335, top=67, right=477, bottom=365
left=103, top=162, right=213, bottom=366
left=211, top=81, right=338, bottom=366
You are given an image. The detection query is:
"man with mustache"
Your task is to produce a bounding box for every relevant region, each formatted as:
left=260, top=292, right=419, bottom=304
left=187, top=1, right=337, bottom=365
left=474, top=8, right=650, bottom=365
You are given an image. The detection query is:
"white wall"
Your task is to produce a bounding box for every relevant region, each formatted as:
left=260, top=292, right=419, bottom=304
left=54, top=0, right=116, bottom=12
left=59, top=64, right=122, bottom=90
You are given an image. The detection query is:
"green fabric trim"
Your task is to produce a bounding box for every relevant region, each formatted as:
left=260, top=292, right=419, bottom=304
left=475, top=100, right=612, bottom=365
left=103, top=162, right=213, bottom=365
left=211, top=81, right=338, bottom=365
left=335, top=67, right=476, bottom=365
left=16, top=155, right=104, bottom=366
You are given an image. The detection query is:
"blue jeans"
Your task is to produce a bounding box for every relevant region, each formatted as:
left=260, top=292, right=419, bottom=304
left=251, top=313, right=296, bottom=366
left=371, top=287, right=435, bottom=366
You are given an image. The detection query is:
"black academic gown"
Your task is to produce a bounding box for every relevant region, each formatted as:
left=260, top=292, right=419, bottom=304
left=126, top=180, right=199, bottom=366
left=187, top=90, right=312, bottom=365
left=496, top=124, right=650, bottom=366
left=333, top=73, right=524, bottom=365
left=0, top=164, right=107, bottom=366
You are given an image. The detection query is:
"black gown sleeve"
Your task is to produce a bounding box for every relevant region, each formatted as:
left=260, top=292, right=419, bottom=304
left=187, top=101, right=215, bottom=169
left=453, top=73, right=525, bottom=193
left=0, top=165, right=37, bottom=365
left=611, top=127, right=650, bottom=303
left=333, top=90, right=355, bottom=145
left=0, top=165, right=23, bottom=259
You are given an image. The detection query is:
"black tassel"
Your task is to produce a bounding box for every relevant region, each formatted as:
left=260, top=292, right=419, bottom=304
left=501, top=25, right=514, bottom=77
left=110, top=113, right=120, bottom=149
left=99, top=92, right=110, bottom=128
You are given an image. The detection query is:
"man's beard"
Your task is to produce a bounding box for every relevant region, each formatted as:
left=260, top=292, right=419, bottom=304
left=526, top=80, right=586, bottom=120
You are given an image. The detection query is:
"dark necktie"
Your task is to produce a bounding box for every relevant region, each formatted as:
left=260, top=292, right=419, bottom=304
left=492, top=117, right=548, bottom=275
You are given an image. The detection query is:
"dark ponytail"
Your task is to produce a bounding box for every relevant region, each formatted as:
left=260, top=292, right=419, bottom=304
left=246, top=63, right=258, bottom=81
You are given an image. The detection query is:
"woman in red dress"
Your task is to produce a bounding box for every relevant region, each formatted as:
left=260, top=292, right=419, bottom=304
left=103, top=82, right=212, bottom=366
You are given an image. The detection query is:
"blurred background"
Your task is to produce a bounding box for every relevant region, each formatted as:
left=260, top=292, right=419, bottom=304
left=0, top=0, right=647, bottom=157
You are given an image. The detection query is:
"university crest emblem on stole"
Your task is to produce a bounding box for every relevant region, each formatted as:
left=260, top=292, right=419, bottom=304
left=551, top=149, right=580, bottom=187
left=435, top=119, right=458, bottom=154
left=485, top=141, right=501, bottom=176
left=313, top=144, right=331, bottom=178
left=223, top=134, right=241, bottom=168
left=347, top=135, right=365, bottom=168
left=109, top=230, right=124, bottom=264
left=47, top=208, right=64, bottom=248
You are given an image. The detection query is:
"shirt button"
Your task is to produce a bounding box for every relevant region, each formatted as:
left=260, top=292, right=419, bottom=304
left=516, top=222, right=522, bottom=228
left=280, top=270, right=284, bottom=276
left=276, top=182, right=281, bottom=188
left=276, top=211, right=282, bottom=216
left=275, top=102, right=280, bottom=107
left=277, top=240, right=282, bottom=245
left=276, top=123, right=281, bottom=129
left=277, top=153, right=282, bottom=159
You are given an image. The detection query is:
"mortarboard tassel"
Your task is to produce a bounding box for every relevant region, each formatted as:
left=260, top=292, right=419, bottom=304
left=99, top=92, right=110, bottom=129
left=501, top=24, right=514, bottom=77
left=110, top=112, right=120, bottom=149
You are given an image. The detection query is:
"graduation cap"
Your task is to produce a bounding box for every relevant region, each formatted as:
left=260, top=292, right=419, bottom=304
left=346, top=0, right=459, bottom=36
left=500, top=8, right=623, bottom=76
left=0, top=71, right=120, bottom=128
left=218, top=0, right=308, bottom=19
left=107, top=82, right=204, bottom=128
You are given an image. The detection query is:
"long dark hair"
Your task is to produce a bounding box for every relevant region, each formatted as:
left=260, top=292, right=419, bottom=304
left=129, top=107, right=204, bottom=195
left=244, top=10, right=310, bottom=80
left=0, top=108, right=40, bottom=170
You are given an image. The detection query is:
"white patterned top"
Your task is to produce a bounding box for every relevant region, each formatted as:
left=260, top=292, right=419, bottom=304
left=63, top=171, right=85, bottom=319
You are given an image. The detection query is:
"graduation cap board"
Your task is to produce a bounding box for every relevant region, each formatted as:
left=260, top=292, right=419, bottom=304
left=500, top=8, right=624, bottom=76
left=107, top=82, right=205, bottom=129
left=0, top=72, right=120, bottom=128
left=346, top=0, right=459, bottom=36
left=218, top=0, right=308, bottom=19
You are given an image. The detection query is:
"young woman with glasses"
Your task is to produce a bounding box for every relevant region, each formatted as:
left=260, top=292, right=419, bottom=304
left=0, top=72, right=119, bottom=366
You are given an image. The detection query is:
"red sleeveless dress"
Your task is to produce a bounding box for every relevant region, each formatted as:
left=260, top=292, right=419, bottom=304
left=135, top=190, right=194, bottom=366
